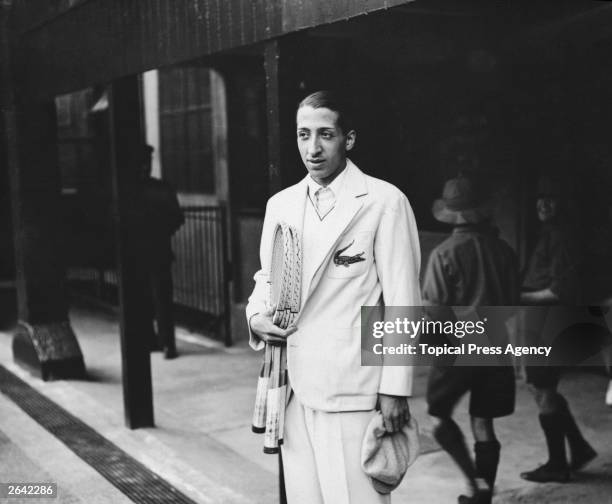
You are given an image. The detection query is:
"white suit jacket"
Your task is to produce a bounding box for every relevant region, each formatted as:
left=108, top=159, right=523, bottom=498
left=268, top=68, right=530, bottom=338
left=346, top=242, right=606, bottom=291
left=246, top=161, right=421, bottom=412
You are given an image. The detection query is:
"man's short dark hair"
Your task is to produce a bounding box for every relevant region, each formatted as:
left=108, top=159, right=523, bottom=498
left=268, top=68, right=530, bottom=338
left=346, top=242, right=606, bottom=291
left=297, top=90, right=354, bottom=134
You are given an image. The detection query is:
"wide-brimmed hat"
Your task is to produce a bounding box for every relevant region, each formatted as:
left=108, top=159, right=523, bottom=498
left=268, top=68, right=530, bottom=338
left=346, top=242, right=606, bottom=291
left=432, top=175, right=491, bottom=225
left=361, top=412, right=420, bottom=494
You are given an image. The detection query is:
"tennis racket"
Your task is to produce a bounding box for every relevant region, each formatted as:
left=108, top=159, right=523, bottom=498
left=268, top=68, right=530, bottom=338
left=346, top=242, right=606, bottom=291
left=252, top=222, right=301, bottom=454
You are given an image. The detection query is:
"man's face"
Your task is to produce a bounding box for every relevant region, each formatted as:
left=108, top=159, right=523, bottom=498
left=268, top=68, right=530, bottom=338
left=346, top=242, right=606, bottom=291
left=296, top=106, right=355, bottom=186
left=536, top=196, right=558, bottom=222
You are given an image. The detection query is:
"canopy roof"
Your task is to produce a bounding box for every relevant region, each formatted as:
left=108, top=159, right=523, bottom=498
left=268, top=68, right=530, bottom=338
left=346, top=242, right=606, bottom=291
left=10, top=0, right=413, bottom=99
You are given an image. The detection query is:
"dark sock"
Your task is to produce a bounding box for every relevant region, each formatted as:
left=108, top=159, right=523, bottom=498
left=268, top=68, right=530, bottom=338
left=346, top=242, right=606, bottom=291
left=539, top=413, right=568, bottom=469
left=434, top=419, right=479, bottom=490
left=556, top=394, right=588, bottom=449
left=474, top=440, right=501, bottom=490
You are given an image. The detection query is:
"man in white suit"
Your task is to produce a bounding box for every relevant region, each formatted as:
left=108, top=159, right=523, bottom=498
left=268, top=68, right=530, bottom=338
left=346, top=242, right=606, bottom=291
left=247, top=91, right=421, bottom=503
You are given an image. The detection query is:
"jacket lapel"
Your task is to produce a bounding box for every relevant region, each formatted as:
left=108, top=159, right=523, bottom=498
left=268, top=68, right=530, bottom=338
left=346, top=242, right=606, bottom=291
left=279, top=176, right=308, bottom=232
left=301, top=161, right=368, bottom=304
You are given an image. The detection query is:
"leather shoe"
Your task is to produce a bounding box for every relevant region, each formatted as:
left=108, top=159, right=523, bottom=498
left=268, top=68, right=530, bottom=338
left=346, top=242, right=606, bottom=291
left=457, top=490, right=492, bottom=504
left=164, top=349, right=178, bottom=359
left=570, top=443, right=597, bottom=471
left=520, top=463, right=569, bottom=483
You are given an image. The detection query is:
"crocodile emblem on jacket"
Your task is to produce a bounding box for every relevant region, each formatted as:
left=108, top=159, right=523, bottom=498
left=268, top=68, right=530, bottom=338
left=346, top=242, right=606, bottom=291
left=333, top=240, right=366, bottom=267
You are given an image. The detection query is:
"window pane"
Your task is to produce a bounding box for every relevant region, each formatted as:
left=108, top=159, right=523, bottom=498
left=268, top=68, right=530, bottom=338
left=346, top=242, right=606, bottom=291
left=159, top=66, right=214, bottom=194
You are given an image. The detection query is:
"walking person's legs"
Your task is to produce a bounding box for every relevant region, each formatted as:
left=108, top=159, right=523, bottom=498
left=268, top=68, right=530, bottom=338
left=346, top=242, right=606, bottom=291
left=521, top=364, right=597, bottom=483
left=151, top=265, right=177, bottom=359
left=432, top=416, right=489, bottom=503
left=144, top=271, right=160, bottom=351
left=471, top=417, right=500, bottom=499
left=428, top=367, right=490, bottom=503
left=520, top=384, right=569, bottom=482
left=556, top=393, right=597, bottom=470
left=461, top=366, right=514, bottom=504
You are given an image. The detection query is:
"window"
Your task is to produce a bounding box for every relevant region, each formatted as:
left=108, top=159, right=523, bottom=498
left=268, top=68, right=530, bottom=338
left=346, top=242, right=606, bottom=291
left=158, top=66, right=215, bottom=194
left=55, top=89, right=95, bottom=192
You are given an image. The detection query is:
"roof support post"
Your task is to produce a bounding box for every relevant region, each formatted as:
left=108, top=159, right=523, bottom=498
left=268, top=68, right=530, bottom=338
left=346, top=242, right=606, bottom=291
left=2, top=1, right=85, bottom=380
left=108, top=75, right=155, bottom=429
left=264, top=36, right=302, bottom=504
left=264, top=38, right=304, bottom=194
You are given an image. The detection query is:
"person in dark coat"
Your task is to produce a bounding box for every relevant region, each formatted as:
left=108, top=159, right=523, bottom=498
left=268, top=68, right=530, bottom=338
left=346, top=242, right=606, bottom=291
left=423, top=174, right=518, bottom=504
left=134, top=144, right=184, bottom=359
left=519, top=177, right=597, bottom=483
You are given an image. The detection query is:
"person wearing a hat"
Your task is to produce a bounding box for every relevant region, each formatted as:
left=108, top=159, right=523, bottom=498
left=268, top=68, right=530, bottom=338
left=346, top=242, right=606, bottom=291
left=422, top=174, right=518, bottom=504
left=519, top=177, right=597, bottom=483
left=131, top=143, right=184, bottom=359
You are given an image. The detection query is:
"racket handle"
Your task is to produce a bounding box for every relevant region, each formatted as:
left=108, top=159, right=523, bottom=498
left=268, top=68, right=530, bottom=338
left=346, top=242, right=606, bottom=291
left=278, top=383, right=287, bottom=444
left=263, top=385, right=286, bottom=454
left=278, top=346, right=287, bottom=443
left=251, top=374, right=269, bottom=433
left=271, top=345, right=281, bottom=387
left=252, top=346, right=273, bottom=433
left=279, top=345, right=287, bottom=386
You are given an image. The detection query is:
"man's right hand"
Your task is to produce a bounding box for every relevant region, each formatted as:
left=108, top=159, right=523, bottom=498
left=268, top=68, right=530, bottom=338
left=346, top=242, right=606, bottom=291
left=249, top=305, right=297, bottom=345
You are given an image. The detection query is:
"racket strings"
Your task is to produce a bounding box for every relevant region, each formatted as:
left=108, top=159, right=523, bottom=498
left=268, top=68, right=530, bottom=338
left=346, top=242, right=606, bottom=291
left=272, top=223, right=302, bottom=329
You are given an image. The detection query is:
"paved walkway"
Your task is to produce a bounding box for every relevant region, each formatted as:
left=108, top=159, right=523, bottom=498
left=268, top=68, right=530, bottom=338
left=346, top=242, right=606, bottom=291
left=0, top=306, right=611, bottom=503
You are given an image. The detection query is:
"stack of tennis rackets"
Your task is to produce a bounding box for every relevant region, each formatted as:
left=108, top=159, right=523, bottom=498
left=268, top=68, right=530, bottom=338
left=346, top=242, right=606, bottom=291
left=252, top=222, right=301, bottom=454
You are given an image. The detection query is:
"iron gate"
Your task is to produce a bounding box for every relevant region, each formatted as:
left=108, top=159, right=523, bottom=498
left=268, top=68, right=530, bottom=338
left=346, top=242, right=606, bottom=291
left=66, top=204, right=232, bottom=345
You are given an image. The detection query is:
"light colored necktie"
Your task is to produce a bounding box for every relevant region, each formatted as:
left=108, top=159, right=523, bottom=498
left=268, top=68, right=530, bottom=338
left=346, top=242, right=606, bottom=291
left=314, top=187, right=335, bottom=219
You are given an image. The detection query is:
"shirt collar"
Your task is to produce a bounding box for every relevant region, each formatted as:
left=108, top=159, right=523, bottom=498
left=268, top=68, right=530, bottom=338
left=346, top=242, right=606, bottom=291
left=306, top=160, right=350, bottom=198
left=452, top=222, right=495, bottom=235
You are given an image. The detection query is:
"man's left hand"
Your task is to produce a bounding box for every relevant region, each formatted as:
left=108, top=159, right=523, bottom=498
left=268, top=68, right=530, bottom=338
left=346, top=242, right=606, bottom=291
left=378, top=394, right=411, bottom=433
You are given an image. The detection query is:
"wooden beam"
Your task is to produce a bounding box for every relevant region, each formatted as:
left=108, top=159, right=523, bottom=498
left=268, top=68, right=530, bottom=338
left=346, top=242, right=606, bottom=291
left=263, top=37, right=306, bottom=193
left=12, top=0, right=415, bottom=100
left=108, top=75, right=155, bottom=429
left=263, top=38, right=302, bottom=503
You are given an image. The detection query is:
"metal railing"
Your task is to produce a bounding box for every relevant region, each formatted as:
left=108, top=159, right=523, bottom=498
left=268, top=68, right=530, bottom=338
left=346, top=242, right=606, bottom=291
left=66, top=204, right=231, bottom=345
left=172, top=205, right=231, bottom=344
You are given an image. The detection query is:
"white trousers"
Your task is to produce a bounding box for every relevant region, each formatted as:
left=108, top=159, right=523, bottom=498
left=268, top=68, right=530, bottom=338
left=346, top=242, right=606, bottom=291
left=282, top=397, right=390, bottom=504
